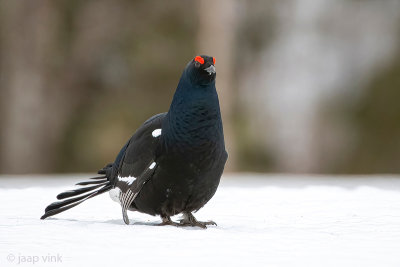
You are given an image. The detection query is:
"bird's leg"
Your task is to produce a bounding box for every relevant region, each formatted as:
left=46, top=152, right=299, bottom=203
left=157, top=216, right=180, bottom=227
left=179, top=212, right=217, bottom=229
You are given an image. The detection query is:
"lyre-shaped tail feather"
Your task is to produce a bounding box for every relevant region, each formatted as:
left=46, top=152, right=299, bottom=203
left=40, top=174, right=112, bottom=220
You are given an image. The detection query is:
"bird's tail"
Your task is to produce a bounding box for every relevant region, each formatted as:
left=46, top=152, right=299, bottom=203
left=40, top=164, right=115, bottom=220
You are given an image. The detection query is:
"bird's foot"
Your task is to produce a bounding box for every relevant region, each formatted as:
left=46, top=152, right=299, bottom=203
left=157, top=216, right=180, bottom=227
left=179, top=212, right=217, bottom=229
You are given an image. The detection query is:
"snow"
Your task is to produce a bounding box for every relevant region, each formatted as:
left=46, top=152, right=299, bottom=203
left=1, top=174, right=400, bottom=267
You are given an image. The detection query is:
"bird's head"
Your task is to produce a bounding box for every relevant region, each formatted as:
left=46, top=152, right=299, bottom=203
left=185, top=55, right=216, bottom=86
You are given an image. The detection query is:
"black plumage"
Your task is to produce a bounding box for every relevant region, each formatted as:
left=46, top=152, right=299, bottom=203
left=41, top=55, right=227, bottom=228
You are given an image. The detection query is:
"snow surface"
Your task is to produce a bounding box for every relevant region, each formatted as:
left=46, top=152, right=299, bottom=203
left=1, top=174, right=400, bottom=267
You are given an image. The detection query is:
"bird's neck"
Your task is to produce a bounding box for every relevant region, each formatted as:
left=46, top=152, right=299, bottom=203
left=161, top=77, right=224, bottom=153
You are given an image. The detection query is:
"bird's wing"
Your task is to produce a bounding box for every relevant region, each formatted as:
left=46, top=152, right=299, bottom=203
left=113, top=112, right=166, bottom=224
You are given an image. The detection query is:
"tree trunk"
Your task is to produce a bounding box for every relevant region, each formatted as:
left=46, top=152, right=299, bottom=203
left=196, top=0, right=238, bottom=172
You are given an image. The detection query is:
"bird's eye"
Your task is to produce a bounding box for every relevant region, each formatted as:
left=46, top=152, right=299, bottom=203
left=213, top=57, right=216, bottom=65
left=194, top=61, right=201, bottom=68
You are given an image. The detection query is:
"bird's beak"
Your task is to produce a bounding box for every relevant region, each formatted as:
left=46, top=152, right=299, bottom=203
left=204, top=65, right=216, bottom=75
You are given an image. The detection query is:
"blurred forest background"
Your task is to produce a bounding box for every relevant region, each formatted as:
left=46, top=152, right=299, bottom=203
left=0, top=0, right=400, bottom=175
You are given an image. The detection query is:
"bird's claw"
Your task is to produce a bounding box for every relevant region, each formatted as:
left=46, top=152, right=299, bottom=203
left=157, top=216, right=180, bottom=227
left=178, top=212, right=217, bottom=229
left=179, top=220, right=216, bottom=229
left=158, top=213, right=217, bottom=228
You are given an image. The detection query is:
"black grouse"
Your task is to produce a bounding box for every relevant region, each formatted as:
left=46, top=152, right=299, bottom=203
left=41, top=55, right=228, bottom=228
